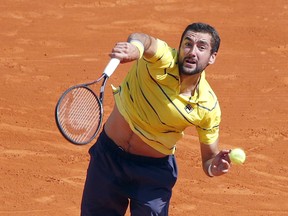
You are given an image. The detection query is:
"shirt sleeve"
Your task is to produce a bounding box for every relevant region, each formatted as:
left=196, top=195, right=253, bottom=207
left=144, top=39, right=176, bottom=69
left=196, top=101, right=221, bottom=144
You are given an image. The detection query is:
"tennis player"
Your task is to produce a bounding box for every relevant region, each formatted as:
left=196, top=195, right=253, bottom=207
left=81, top=22, right=231, bottom=216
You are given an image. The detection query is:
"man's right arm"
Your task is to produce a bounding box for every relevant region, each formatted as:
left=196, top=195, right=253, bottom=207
left=109, top=33, right=158, bottom=63
left=127, top=33, right=157, bottom=59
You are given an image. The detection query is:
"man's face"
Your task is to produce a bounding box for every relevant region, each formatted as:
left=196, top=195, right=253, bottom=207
left=178, top=30, right=217, bottom=76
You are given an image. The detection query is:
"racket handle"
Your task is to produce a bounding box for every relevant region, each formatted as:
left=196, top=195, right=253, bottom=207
left=103, top=58, right=120, bottom=77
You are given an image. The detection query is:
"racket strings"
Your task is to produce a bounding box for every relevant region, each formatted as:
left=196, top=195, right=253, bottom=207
left=68, top=90, right=97, bottom=128
left=57, top=87, right=102, bottom=143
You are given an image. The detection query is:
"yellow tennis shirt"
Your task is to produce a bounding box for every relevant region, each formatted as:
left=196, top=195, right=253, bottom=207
left=113, top=39, right=221, bottom=155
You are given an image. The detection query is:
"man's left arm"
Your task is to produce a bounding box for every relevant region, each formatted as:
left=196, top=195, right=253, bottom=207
left=200, top=139, right=231, bottom=177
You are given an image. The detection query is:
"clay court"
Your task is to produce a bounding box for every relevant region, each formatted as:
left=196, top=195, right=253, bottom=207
left=0, top=0, right=287, bottom=215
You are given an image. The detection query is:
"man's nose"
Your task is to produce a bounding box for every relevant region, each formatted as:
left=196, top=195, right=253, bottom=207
left=188, top=46, right=197, bottom=56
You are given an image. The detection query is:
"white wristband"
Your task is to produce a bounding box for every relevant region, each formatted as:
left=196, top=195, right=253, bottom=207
left=130, top=39, right=144, bottom=59
left=208, top=164, right=214, bottom=177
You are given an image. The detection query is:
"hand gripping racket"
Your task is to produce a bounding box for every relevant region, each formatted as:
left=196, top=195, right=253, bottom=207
left=55, top=58, right=120, bottom=145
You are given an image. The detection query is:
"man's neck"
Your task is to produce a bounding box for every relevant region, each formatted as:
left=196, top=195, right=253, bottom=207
left=179, top=73, right=202, bottom=96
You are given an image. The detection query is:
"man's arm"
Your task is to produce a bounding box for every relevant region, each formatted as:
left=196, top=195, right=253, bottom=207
left=200, top=139, right=231, bottom=177
left=109, top=33, right=158, bottom=63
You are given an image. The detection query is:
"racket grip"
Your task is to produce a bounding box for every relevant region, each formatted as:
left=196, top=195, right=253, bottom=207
left=103, top=58, right=120, bottom=77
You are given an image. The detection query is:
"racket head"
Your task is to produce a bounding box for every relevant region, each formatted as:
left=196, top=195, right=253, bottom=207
left=55, top=85, right=103, bottom=145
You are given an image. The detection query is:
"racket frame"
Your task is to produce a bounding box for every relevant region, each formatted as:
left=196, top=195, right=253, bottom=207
left=55, top=74, right=108, bottom=145
left=55, top=58, right=120, bottom=145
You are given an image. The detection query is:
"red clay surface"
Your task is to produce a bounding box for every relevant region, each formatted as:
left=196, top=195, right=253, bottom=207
left=1, top=0, right=287, bottom=215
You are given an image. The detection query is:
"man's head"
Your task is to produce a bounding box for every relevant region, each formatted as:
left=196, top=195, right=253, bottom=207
left=178, top=22, right=221, bottom=76
left=180, top=23, right=221, bottom=54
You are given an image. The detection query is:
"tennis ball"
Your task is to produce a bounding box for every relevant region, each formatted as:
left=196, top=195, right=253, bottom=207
left=229, top=148, right=246, bottom=165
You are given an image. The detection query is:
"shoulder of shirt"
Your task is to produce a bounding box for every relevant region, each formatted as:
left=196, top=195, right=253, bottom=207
left=143, top=39, right=177, bottom=63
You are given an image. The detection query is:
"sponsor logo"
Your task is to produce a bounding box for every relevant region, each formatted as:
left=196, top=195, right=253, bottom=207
left=185, top=104, right=193, bottom=113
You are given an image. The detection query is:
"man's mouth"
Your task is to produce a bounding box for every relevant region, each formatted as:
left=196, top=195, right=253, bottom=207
left=185, top=58, right=197, bottom=66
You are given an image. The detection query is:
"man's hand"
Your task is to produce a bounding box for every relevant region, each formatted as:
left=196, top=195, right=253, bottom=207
left=108, top=33, right=157, bottom=63
left=109, top=42, right=140, bottom=63
left=209, top=150, right=231, bottom=176
left=200, top=140, right=231, bottom=177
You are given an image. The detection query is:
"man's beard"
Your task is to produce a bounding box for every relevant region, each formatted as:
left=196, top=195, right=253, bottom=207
left=178, top=61, right=205, bottom=76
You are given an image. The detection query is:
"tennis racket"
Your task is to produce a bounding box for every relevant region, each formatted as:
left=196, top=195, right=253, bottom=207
left=55, top=58, right=120, bottom=145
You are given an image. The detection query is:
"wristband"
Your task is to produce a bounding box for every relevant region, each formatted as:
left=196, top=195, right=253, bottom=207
left=130, top=39, right=144, bottom=59
left=208, top=164, right=214, bottom=177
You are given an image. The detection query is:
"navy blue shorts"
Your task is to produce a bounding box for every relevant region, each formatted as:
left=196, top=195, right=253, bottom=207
left=81, top=130, right=178, bottom=216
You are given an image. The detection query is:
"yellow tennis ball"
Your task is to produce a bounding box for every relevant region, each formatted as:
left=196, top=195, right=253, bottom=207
left=229, top=148, right=246, bottom=165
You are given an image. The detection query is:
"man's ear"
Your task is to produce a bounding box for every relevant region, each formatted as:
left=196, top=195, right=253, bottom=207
left=208, top=52, right=217, bottom=65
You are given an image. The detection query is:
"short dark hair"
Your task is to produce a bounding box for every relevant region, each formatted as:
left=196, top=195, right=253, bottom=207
left=179, top=22, right=221, bottom=54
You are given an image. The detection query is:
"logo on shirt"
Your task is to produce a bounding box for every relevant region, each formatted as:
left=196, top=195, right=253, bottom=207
left=185, top=104, right=193, bottom=113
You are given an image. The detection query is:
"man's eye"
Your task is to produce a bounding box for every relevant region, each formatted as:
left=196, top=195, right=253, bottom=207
left=198, top=45, right=207, bottom=50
